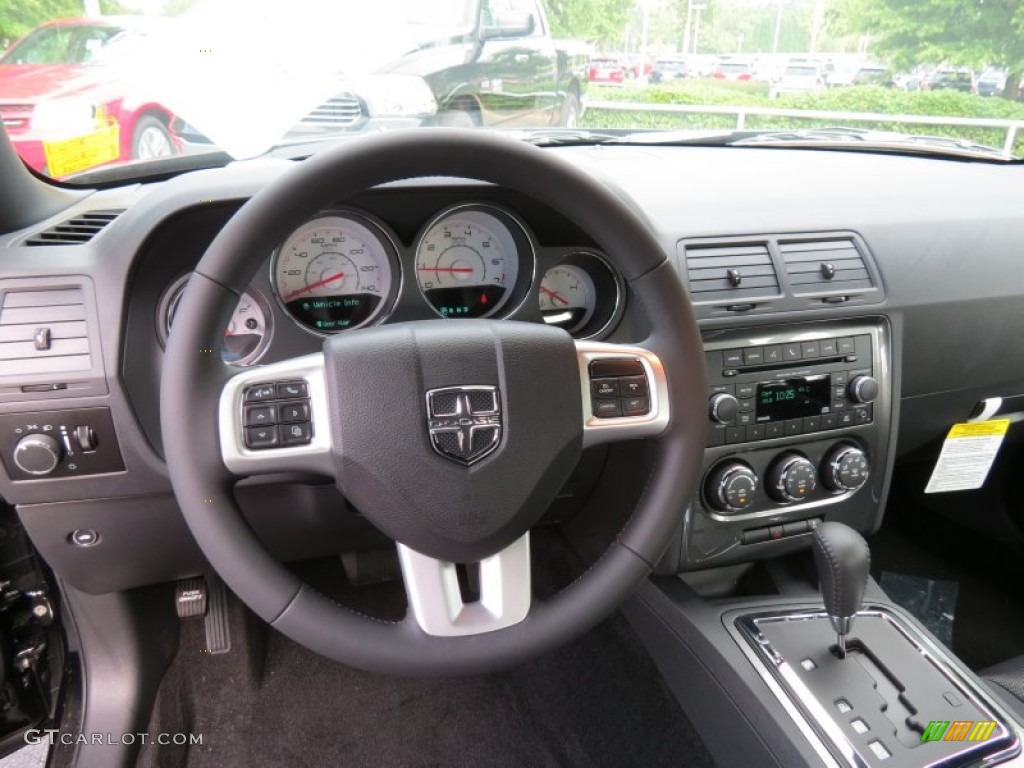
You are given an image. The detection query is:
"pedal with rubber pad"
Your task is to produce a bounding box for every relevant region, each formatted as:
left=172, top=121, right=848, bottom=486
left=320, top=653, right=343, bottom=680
left=175, top=574, right=231, bottom=654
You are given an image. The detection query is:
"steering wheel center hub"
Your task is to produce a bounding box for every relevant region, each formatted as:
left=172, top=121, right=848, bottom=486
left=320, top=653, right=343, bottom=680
left=323, top=319, right=583, bottom=562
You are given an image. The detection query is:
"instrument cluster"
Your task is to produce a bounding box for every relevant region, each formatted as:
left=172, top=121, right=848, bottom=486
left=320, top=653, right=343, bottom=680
left=157, top=201, right=625, bottom=366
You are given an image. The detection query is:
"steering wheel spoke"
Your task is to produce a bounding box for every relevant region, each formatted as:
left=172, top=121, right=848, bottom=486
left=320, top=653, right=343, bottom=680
left=217, top=352, right=334, bottom=476
left=576, top=340, right=671, bottom=448
left=397, top=533, right=531, bottom=637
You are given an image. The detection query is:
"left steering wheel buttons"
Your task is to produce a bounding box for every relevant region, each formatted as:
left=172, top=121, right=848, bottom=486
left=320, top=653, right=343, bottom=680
left=245, top=426, right=279, bottom=449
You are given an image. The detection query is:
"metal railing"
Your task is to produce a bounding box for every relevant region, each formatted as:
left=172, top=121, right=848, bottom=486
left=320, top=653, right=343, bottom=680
left=587, top=100, right=1024, bottom=154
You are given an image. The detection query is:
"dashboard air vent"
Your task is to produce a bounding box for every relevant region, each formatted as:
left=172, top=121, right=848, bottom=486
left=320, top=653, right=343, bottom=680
left=0, top=287, right=91, bottom=375
left=683, top=243, right=780, bottom=304
left=780, top=239, right=874, bottom=296
left=23, top=209, right=124, bottom=246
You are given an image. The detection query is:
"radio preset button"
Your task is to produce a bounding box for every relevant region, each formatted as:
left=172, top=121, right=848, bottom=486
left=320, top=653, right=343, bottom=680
left=767, top=422, right=785, bottom=439
left=822, top=413, right=838, bottom=430
left=725, top=426, right=744, bottom=444
left=785, top=419, right=803, bottom=436
left=804, top=416, right=821, bottom=432
left=706, top=426, right=726, bottom=446
left=838, top=411, right=855, bottom=426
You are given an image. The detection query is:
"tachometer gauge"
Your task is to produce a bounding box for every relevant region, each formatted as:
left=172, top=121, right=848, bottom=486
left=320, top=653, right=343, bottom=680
left=414, top=206, right=528, bottom=318
left=272, top=213, right=398, bottom=333
left=539, top=264, right=596, bottom=334
left=160, top=277, right=272, bottom=366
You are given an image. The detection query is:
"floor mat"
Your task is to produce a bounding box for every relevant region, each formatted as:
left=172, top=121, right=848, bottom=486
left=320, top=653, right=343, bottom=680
left=870, top=520, right=1024, bottom=670
left=140, top=538, right=714, bottom=768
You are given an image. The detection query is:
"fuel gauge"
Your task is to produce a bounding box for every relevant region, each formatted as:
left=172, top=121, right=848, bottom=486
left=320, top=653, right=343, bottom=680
left=538, top=264, right=596, bottom=334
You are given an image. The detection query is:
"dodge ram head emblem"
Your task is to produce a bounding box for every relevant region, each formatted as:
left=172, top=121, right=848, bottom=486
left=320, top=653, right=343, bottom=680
left=426, top=386, right=502, bottom=465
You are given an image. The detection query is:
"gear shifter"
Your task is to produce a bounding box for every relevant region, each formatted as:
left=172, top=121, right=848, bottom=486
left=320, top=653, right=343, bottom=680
left=811, top=521, right=870, bottom=658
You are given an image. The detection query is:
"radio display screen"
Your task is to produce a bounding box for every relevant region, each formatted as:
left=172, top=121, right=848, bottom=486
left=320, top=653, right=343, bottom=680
left=757, top=376, right=831, bottom=421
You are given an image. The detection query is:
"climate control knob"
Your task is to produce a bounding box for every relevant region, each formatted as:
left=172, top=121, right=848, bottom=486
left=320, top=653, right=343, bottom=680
left=705, top=462, right=759, bottom=513
left=766, top=453, right=817, bottom=503
left=709, top=393, right=740, bottom=424
left=822, top=445, right=870, bottom=493
left=13, top=433, right=62, bottom=476
left=848, top=375, right=879, bottom=404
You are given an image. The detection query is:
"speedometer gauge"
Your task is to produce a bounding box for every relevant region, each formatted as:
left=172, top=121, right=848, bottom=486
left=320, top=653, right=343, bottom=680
left=272, top=213, right=398, bottom=334
left=414, top=206, right=529, bottom=319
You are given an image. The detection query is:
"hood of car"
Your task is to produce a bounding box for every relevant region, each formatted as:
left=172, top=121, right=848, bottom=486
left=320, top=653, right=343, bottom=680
left=0, top=63, right=102, bottom=102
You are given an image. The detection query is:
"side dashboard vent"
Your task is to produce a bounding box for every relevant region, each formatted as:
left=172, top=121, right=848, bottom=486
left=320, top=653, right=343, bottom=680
left=0, top=288, right=91, bottom=375
left=780, top=238, right=875, bottom=296
left=23, top=209, right=124, bottom=246
left=683, top=243, right=780, bottom=304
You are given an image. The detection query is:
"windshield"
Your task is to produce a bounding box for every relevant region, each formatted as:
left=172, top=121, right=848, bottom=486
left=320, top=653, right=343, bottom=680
left=1, top=0, right=1022, bottom=182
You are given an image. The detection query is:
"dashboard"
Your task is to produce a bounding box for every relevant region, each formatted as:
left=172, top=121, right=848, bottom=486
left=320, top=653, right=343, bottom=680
left=1, top=144, right=1024, bottom=595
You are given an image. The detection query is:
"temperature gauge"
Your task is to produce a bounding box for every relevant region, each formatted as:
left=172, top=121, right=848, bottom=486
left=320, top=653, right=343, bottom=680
left=538, top=264, right=596, bottom=334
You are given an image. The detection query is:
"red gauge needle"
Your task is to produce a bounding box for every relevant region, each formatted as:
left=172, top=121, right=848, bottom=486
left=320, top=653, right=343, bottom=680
left=284, top=272, right=345, bottom=300
left=417, top=267, right=475, bottom=273
left=539, top=286, right=570, bottom=306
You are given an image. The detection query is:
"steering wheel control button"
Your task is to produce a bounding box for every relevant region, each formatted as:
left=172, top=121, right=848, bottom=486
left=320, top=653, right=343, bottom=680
left=766, top=453, right=818, bottom=503
left=245, top=426, right=279, bottom=449
left=705, top=461, right=758, bottom=513
left=592, top=379, right=619, bottom=398
left=281, top=422, right=313, bottom=446
left=592, top=399, right=622, bottom=418
left=276, top=381, right=309, bottom=399
left=244, top=384, right=276, bottom=402
left=623, top=396, right=649, bottom=416
left=244, top=405, right=276, bottom=426
left=278, top=402, right=310, bottom=423
left=588, top=358, right=644, bottom=378
left=620, top=376, right=648, bottom=397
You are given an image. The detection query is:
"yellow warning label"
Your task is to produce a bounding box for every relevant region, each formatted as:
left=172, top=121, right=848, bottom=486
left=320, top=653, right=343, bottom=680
left=43, top=119, right=120, bottom=178
left=947, top=419, right=1010, bottom=439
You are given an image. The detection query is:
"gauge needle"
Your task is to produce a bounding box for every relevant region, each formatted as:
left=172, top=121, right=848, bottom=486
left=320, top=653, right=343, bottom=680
left=539, top=286, right=570, bottom=306
left=284, top=272, right=345, bottom=300
left=417, top=267, right=475, bottom=273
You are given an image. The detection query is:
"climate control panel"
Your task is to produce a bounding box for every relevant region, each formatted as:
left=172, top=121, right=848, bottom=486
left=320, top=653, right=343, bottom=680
left=683, top=319, right=892, bottom=571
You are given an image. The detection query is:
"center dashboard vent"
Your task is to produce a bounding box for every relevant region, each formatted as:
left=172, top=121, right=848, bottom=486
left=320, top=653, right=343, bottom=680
left=779, top=238, right=875, bottom=296
left=23, top=209, right=124, bottom=246
left=682, top=243, right=781, bottom=305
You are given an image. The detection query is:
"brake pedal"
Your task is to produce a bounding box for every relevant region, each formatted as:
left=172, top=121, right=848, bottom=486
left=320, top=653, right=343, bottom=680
left=175, top=574, right=231, bottom=654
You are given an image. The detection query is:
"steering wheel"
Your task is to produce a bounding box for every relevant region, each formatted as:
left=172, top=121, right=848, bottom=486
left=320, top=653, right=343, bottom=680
left=160, top=129, right=706, bottom=676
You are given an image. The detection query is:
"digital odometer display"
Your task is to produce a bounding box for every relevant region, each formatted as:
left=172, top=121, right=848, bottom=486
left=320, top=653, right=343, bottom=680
left=756, top=376, right=831, bottom=421
left=272, top=213, right=397, bottom=333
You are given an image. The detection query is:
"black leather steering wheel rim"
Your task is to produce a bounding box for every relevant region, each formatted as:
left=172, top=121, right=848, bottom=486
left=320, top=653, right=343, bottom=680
left=160, top=129, right=707, bottom=676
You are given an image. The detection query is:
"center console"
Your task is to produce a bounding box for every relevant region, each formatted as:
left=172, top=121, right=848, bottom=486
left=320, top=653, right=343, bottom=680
left=682, top=317, right=893, bottom=570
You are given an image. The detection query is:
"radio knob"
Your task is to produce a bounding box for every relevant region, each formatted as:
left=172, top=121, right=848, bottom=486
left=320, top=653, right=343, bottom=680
left=705, top=462, right=758, bottom=513
left=822, top=445, right=870, bottom=493
left=709, top=393, right=740, bottom=424
left=13, top=433, right=63, bottom=476
left=766, top=453, right=817, bottom=503
left=848, top=375, right=879, bottom=404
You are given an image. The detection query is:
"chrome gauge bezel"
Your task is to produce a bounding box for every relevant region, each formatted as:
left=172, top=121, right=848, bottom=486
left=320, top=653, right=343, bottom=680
left=412, top=203, right=536, bottom=320
left=269, top=209, right=403, bottom=337
left=157, top=274, right=274, bottom=367
left=540, top=251, right=625, bottom=340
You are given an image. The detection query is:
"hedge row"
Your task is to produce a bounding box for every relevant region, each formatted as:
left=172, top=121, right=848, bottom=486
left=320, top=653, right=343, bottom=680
left=583, top=81, right=1024, bottom=156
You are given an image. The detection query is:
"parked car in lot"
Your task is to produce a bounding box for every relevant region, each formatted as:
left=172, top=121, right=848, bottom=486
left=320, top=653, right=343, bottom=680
left=977, top=69, right=1008, bottom=97
left=588, top=57, right=625, bottom=85
left=651, top=57, right=688, bottom=83
left=851, top=65, right=894, bottom=87
left=0, top=17, right=179, bottom=176
left=712, top=59, right=754, bottom=81
left=923, top=68, right=975, bottom=93
left=769, top=62, right=826, bottom=98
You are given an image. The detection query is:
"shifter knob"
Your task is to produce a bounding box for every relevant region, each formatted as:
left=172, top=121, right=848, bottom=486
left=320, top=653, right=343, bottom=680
left=811, top=521, right=870, bottom=657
